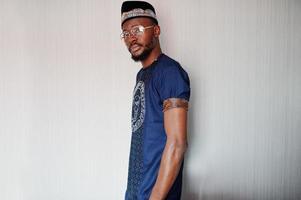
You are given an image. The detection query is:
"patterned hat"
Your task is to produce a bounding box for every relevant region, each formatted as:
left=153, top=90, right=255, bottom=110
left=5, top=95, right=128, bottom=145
left=121, top=1, right=158, bottom=26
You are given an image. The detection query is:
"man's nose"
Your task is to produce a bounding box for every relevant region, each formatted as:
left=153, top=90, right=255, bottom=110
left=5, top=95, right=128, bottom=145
left=129, top=32, right=138, bottom=40
left=127, top=34, right=137, bottom=44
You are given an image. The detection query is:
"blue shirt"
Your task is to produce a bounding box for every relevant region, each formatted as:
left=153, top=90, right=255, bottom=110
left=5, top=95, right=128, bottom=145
left=125, top=54, right=190, bottom=200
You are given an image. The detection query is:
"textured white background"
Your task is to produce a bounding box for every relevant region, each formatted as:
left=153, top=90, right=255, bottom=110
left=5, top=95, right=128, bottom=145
left=0, top=0, right=300, bottom=199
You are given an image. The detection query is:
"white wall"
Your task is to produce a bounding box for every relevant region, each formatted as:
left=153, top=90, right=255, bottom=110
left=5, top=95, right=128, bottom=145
left=0, top=0, right=300, bottom=199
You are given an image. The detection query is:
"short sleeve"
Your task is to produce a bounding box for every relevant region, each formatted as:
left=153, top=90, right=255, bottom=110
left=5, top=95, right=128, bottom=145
left=158, top=65, right=190, bottom=102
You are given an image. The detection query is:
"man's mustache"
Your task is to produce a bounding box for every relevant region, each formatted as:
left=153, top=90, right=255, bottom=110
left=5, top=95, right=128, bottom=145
left=129, top=43, right=143, bottom=50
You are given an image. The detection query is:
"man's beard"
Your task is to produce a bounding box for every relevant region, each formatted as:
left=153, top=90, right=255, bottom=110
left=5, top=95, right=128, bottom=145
left=130, top=39, right=155, bottom=62
left=131, top=47, right=152, bottom=62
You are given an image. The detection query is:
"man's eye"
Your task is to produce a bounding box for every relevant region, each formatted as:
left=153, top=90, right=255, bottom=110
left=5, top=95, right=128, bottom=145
left=132, top=28, right=140, bottom=34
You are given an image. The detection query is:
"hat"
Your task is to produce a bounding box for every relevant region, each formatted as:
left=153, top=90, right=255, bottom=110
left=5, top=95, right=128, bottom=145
left=121, top=1, right=158, bottom=26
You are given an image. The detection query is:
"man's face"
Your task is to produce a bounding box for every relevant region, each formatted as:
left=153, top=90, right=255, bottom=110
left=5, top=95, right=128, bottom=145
left=122, top=17, right=158, bottom=61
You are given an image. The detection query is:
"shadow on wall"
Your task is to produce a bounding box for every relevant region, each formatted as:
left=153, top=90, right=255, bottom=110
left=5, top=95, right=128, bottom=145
left=181, top=64, right=205, bottom=200
left=180, top=68, right=245, bottom=200
left=182, top=193, right=250, bottom=200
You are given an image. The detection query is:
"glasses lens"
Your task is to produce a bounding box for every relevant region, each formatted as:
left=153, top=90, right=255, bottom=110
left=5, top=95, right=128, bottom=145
left=132, top=26, right=144, bottom=35
left=121, top=31, right=130, bottom=39
left=121, top=26, right=147, bottom=39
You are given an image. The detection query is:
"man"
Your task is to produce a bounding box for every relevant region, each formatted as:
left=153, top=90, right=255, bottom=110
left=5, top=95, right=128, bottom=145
left=121, top=1, right=190, bottom=199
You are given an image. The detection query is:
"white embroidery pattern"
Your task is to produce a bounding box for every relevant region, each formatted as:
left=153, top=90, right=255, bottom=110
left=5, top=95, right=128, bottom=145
left=132, top=81, right=145, bottom=133
left=121, top=9, right=157, bottom=24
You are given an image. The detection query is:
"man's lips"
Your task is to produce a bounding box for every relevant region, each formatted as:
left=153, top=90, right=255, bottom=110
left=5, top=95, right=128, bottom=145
left=130, top=44, right=142, bottom=53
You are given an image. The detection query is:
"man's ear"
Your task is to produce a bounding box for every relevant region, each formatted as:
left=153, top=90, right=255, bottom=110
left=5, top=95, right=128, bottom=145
left=154, top=25, right=160, bottom=38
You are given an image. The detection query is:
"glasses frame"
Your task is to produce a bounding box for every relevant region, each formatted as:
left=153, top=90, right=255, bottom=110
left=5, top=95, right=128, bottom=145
left=120, top=25, right=154, bottom=40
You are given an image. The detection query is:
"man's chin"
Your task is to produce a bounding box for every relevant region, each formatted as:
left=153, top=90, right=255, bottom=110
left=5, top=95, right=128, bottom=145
left=131, top=54, right=143, bottom=62
left=131, top=50, right=152, bottom=62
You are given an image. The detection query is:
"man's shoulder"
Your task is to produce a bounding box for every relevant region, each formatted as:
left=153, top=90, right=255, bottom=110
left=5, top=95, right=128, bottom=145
left=155, top=54, right=184, bottom=73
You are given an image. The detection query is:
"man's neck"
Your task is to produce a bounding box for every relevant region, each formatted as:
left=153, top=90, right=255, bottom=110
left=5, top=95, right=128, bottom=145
left=141, top=46, right=162, bottom=68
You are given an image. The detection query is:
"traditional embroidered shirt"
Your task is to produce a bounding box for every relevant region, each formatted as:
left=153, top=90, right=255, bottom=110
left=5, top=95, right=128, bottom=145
left=125, top=54, right=190, bottom=200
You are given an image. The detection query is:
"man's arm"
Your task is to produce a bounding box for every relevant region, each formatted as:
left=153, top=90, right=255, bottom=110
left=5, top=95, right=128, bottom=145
left=149, top=106, right=188, bottom=200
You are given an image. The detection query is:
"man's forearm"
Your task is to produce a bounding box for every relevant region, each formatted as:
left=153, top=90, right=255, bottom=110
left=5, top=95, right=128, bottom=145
left=149, top=139, right=187, bottom=200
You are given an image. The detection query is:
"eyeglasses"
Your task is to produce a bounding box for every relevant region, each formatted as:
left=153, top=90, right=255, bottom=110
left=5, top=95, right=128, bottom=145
left=120, top=25, right=154, bottom=39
